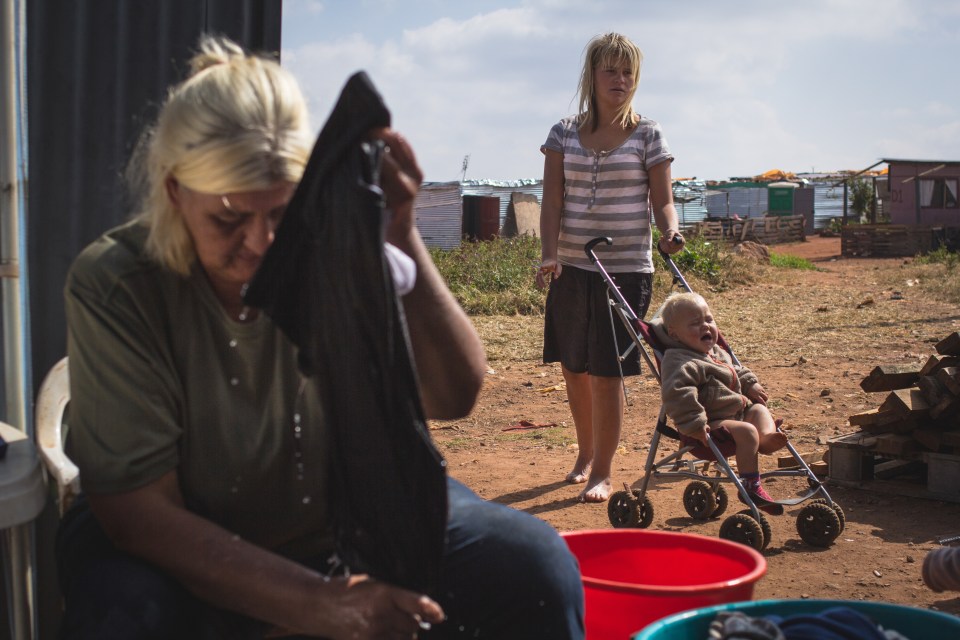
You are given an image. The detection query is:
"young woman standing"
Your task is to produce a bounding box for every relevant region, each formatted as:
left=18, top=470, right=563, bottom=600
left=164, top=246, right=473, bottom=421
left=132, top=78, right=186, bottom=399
left=537, top=32, right=684, bottom=503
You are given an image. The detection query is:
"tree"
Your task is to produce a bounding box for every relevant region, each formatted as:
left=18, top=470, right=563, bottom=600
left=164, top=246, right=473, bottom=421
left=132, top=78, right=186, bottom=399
left=850, top=178, right=876, bottom=223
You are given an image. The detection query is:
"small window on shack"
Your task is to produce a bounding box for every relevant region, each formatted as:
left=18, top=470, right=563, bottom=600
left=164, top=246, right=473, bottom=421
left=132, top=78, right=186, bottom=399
left=919, top=177, right=958, bottom=209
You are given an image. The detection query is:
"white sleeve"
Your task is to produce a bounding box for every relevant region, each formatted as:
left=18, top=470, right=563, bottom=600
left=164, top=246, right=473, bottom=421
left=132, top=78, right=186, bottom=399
left=384, top=242, right=417, bottom=296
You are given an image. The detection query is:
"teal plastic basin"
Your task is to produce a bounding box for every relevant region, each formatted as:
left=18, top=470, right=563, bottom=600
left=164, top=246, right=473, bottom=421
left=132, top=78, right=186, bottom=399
left=633, top=598, right=960, bottom=639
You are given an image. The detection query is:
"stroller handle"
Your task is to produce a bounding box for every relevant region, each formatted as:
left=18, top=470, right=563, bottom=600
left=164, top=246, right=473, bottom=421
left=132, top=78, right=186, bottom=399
left=585, top=234, right=681, bottom=265
left=585, top=234, right=684, bottom=269
left=656, top=233, right=685, bottom=261
left=584, top=233, right=693, bottom=324
left=584, top=236, right=612, bottom=263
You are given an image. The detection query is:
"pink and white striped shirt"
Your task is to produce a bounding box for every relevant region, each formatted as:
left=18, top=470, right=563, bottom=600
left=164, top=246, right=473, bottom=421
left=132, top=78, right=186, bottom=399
left=541, top=115, right=673, bottom=273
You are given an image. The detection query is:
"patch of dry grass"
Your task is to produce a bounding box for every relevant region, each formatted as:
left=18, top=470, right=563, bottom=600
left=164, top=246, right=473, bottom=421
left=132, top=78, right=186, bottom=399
left=470, top=257, right=763, bottom=366
left=892, top=259, right=960, bottom=304
left=469, top=251, right=960, bottom=371
left=470, top=315, right=543, bottom=363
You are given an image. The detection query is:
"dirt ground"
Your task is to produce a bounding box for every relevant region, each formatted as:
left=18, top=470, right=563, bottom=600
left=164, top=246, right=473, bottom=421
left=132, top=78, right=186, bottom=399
left=430, top=235, right=960, bottom=618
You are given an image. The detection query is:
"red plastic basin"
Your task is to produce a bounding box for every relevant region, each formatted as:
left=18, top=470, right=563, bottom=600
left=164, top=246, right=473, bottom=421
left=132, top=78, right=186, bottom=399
left=561, top=529, right=767, bottom=639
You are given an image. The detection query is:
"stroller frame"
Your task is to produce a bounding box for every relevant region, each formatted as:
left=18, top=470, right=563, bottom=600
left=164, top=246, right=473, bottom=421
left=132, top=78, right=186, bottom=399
left=583, top=236, right=844, bottom=550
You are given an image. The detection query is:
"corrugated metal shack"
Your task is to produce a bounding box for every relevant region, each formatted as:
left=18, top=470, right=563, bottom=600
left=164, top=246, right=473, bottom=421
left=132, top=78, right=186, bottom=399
left=672, top=180, right=710, bottom=228
left=703, top=177, right=877, bottom=232
left=705, top=182, right=770, bottom=219
left=414, top=179, right=544, bottom=250
left=838, top=159, right=958, bottom=257
left=419, top=172, right=899, bottom=248
left=416, top=178, right=720, bottom=250
left=796, top=173, right=890, bottom=229
left=883, top=159, right=959, bottom=225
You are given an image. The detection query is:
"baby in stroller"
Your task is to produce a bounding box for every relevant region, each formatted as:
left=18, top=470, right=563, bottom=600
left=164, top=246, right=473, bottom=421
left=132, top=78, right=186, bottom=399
left=653, top=291, right=788, bottom=515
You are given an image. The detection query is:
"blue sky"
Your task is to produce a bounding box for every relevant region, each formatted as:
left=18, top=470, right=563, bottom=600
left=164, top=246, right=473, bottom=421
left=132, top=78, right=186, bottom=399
left=281, top=0, right=959, bottom=183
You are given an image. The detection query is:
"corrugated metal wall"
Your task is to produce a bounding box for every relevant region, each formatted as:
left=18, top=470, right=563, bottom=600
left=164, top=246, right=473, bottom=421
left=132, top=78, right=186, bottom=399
left=811, top=182, right=846, bottom=227
left=795, top=187, right=816, bottom=234
left=810, top=177, right=888, bottom=228
left=15, top=4, right=281, bottom=639
left=416, top=179, right=727, bottom=249
left=418, top=176, right=888, bottom=247
left=705, top=187, right=769, bottom=219
left=461, top=179, right=544, bottom=224
left=416, top=179, right=547, bottom=250
left=415, top=183, right=463, bottom=250
left=26, top=0, right=281, bottom=392
left=673, top=180, right=709, bottom=228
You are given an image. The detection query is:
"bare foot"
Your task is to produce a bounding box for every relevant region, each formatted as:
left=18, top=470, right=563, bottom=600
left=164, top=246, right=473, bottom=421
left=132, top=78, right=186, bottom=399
left=578, top=478, right=612, bottom=503
left=759, top=431, right=789, bottom=454
left=566, top=455, right=591, bottom=484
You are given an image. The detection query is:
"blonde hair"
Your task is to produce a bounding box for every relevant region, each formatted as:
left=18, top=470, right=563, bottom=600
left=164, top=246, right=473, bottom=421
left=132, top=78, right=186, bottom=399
left=660, top=292, right=709, bottom=332
left=129, top=35, right=313, bottom=275
left=576, top=32, right=643, bottom=133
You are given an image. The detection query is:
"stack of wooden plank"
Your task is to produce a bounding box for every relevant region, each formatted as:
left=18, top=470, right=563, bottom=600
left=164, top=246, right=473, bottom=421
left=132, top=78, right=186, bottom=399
left=829, top=332, right=960, bottom=500
left=850, top=331, right=960, bottom=457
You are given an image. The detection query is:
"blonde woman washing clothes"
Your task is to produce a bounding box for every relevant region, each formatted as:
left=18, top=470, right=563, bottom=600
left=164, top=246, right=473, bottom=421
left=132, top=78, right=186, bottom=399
left=537, top=32, right=684, bottom=503
left=58, top=35, right=584, bottom=639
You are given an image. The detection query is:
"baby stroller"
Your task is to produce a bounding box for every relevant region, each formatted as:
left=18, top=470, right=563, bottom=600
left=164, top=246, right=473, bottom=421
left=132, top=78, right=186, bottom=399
left=584, top=236, right=844, bottom=551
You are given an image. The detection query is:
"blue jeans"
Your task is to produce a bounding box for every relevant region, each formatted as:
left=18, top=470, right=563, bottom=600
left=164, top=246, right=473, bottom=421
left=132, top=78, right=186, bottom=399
left=58, top=478, right=585, bottom=639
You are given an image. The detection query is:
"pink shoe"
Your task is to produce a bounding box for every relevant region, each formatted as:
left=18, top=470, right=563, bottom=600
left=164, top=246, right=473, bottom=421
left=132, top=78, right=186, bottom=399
left=738, top=483, right=784, bottom=516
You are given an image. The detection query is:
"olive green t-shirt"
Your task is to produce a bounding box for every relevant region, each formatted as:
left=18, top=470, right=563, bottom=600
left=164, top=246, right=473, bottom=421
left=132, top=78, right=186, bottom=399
left=64, top=220, right=332, bottom=559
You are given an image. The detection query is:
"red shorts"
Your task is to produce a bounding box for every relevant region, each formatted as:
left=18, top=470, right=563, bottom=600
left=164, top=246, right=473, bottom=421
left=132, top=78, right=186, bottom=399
left=680, top=426, right=738, bottom=461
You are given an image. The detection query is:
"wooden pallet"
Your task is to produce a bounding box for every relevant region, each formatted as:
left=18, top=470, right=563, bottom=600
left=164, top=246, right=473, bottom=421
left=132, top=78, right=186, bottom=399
left=690, top=215, right=805, bottom=245
left=841, top=224, right=936, bottom=257
left=827, top=431, right=960, bottom=502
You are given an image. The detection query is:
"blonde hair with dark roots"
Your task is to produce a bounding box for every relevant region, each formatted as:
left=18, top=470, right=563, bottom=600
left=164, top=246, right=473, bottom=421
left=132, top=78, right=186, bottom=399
left=576, top=32, right=643, bottom=133
left=659, top=292, right=709, bottom=333
left=129, top=35, right=313, bottom=275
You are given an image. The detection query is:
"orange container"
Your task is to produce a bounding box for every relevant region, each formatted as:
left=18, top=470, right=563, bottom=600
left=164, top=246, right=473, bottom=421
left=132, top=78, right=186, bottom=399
left=561, top=529, right=766, bottom=639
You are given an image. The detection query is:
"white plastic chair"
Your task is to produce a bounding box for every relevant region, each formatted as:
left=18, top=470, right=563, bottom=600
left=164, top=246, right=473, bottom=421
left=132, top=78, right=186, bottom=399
left=35, top=357, right=78, bottom=516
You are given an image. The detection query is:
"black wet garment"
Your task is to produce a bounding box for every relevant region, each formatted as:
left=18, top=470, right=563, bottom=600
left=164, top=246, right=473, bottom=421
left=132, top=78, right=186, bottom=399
left=243, top=72, right=447, bottom=594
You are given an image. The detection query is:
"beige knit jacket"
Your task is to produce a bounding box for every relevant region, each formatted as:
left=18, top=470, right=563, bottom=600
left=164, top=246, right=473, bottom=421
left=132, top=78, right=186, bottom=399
left=651, top=318, right=760, bottom=436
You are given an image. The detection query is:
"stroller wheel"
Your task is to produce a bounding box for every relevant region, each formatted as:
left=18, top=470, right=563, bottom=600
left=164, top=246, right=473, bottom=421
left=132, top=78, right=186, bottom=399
left=711, top=485, right=729, bottom=518
left=607, top=490, right=654, bottom=529
left=731, top=508, right=771, bottom=550
left=796, top=502, right=843, bottom=547
left=683, top=481, right=718, bottom=520
left=807, top=498, right=846, bottom=532
left=719, top=513, right=765, bottom=551
left=744, top=509, right=773, bottom=550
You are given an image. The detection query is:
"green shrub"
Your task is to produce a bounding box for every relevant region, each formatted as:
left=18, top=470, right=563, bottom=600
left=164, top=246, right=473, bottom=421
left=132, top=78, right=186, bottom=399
left=431, top=231, right=763, bottom=315
left=769, top=253, right=816, bottom=270
left=429, top=236, right=546, bottom=315
left=901, top=246, right=960, bottom=304
left=652, top=230, right=755, bottom=292
left=915, top=246, right=960, bottom=270
left=656, top=231, right=722, bottom=282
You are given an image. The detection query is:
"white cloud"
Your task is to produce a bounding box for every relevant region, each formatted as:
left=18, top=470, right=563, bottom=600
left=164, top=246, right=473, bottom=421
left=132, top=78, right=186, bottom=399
left=282, top=0, right=960, bottom=182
